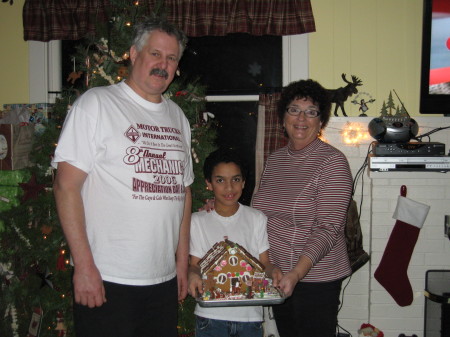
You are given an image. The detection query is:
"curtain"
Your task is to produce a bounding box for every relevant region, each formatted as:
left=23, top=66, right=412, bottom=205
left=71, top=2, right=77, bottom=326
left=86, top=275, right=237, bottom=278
left=23, top=0, right=315, bottom=41
left=163, top=0, right=315, bottom=37
left=254, top=92, right=286, bottom=193
left=23, top=0, right=111, bottom=42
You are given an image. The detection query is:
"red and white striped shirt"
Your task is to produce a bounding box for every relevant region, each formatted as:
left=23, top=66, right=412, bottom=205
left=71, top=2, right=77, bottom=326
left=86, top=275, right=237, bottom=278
left=252, top=138, right=352, bottom=282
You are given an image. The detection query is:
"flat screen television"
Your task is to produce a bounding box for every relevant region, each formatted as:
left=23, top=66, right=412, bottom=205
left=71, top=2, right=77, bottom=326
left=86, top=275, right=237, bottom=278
left=420, top=0, right=450, bottom=114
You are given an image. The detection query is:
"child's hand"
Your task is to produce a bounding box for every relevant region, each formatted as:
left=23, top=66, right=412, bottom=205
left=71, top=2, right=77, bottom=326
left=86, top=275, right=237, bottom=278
left=188, top=273, right=203, bottom=298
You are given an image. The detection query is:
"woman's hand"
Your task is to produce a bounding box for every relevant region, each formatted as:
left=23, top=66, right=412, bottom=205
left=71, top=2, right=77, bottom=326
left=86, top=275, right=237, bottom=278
left=278, top=255, right=313, bottom=297
left=198, top=198, right=215, bottom=212
left=277, top=270, right=301, bottom=297
left=270, top=267, right=283, bottom=288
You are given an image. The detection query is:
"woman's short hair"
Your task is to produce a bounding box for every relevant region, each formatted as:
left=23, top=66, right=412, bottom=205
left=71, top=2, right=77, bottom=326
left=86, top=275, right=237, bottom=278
left=277, top=79, right=332, bottom=129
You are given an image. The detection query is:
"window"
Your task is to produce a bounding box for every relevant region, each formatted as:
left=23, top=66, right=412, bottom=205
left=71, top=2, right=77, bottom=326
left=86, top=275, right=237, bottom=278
left=29, top=34, right=309, bottom=102
left=178, top=34, right=282, bottom=95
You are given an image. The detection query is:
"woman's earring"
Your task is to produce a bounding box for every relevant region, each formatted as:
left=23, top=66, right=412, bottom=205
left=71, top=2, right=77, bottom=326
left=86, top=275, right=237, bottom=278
left=176, top=68, right=181, bottom=76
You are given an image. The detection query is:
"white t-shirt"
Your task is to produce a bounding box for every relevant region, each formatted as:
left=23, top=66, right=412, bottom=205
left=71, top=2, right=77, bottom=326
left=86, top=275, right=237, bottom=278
left=52, top=81, right=194, bottom=286
left=190, top=204, right=270, bottom=322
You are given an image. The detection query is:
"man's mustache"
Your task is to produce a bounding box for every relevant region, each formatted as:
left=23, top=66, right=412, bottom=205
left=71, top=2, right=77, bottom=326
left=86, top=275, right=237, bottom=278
left=149, top=68, right=169, bottom=79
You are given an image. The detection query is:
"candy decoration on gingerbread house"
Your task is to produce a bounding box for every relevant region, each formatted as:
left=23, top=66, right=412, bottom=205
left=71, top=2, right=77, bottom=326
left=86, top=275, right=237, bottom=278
left=199, top=238, right=268, bottom=300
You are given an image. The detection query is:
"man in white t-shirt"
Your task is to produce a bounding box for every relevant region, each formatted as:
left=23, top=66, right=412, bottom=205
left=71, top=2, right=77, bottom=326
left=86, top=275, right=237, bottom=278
left=53, top=18, right=192, bottom=337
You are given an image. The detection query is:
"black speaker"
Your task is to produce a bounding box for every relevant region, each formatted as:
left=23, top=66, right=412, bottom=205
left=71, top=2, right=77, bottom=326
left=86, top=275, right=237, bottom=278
left=368, top=116, right=419, bottom=143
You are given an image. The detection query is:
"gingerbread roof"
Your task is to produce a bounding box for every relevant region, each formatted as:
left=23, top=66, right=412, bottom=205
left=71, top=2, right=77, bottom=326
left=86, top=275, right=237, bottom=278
left=199, top=238, right=265, bottom=274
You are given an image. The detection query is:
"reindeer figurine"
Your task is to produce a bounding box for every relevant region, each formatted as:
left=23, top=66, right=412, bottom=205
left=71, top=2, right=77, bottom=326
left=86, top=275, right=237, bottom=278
left=327, top=74, right=362, bottom=116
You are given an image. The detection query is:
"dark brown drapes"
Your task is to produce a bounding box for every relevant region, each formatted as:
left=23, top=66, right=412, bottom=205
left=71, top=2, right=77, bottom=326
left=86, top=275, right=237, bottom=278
left=164, top=0, right=316, bottom=37
left=23, top=0, right=111, bottom=41
left=23, top=0, right=315, bottom=42
left=254, top=92, right=287, bottom=192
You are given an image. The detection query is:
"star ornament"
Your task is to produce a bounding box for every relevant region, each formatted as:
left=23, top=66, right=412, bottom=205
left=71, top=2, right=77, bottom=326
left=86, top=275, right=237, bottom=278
left=37, top=267, right=53, bottom=289
left=248, top=62, right=262, bottom=77
left=19, top=174, right=46, bottom=202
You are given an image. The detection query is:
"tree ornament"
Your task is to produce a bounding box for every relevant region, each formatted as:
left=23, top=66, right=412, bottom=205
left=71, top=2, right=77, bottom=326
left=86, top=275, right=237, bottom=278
left=56, top=249, right=67, bottom=271
left=26, top=307, right=43, bottom=337
left=55, top=311, right=66, bottom=337
left=41, top=224, right=53, bottom=235
left=85, top=56, right=90, bottom=87
left=191, top=147, right=199, bottom=164
left=5, top=304, right=19, bottom=337
left=36, top=266, right=54, bottom=289
left=19, top=174, right=45, bottom=202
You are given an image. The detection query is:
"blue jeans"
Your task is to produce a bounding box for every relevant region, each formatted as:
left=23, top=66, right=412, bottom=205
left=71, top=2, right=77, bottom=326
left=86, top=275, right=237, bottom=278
left=195, top=316, right=263, bottom=337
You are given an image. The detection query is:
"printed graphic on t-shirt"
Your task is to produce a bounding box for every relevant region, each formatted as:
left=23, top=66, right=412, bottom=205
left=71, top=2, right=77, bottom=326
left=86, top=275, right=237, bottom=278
left=123, top=123, right=186, bottom=202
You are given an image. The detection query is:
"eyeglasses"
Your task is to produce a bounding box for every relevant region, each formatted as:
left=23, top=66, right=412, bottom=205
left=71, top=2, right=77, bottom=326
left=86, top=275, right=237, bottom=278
left=285, top=107, right=320, bottom=118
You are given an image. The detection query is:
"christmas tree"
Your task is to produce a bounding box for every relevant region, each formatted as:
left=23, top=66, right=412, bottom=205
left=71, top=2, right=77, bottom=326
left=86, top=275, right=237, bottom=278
left=0, top=1, right=216, bottom=336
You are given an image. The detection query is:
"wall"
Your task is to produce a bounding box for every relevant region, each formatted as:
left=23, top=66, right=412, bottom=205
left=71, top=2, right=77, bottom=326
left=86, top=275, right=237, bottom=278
left=0, top=0, right=428, bottom=117
left=310, top=0, right=426, bottom=117
left=326, top=117, right=450, bottom=336
left=0, top=0, right=29, bottom=106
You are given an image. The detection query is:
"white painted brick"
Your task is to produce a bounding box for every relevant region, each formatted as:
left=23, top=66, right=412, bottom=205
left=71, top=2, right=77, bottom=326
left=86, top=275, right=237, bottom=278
left=324, top=118, right=450, bottom=336
left=372, top=199, right=390, bottom=210
left=416, top=239, right=444, bottom=253
left=425, top=253, right=450, bottom=266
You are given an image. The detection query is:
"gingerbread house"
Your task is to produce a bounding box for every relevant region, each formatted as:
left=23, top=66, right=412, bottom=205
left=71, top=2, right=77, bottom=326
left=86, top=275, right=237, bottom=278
left=199, top=238, right=268, bottom=300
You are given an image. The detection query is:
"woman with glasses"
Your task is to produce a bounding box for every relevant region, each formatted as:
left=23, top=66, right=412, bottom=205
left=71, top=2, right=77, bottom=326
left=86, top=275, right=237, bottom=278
left=252, top=79, right=353, bottom=337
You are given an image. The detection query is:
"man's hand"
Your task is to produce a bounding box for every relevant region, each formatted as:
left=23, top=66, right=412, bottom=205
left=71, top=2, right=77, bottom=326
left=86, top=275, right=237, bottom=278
left=73, top=265, right=106, bottom=308
left=177, top=263, right=189, bottom=301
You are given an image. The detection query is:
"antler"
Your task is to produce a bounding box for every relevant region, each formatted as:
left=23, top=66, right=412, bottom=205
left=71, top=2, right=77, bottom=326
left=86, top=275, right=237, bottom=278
left=341, top=73, right=362, bottom=86
left=351, top=75, right=362, bottom=86
left=342, top=73, right=350, bottom=83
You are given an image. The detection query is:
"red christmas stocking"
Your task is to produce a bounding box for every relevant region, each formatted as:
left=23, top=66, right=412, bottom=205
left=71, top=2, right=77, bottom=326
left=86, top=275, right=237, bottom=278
left=374, top=188, right=430, bottom=306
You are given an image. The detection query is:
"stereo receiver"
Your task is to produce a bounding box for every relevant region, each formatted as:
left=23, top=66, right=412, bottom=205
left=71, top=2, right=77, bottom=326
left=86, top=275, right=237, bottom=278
left=373, top=142, right=445, bottom=157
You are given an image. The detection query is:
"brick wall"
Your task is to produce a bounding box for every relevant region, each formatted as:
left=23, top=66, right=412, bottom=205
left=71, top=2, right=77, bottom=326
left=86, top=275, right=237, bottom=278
left=324, top=117, right=450, bottom=337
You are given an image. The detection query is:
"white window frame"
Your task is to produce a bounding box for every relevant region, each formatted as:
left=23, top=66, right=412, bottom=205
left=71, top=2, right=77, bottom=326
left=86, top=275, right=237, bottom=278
left=29, top=34, right=309, bottom=103
left=28, top=40, right=62, bottom=104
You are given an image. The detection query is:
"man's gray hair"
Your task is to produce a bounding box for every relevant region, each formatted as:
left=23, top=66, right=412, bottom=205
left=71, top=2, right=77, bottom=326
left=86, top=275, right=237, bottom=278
left=132, top=18, right=188, bottom=59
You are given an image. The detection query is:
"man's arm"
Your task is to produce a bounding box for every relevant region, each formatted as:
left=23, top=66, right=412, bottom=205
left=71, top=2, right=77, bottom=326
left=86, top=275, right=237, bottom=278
left=53, top=162, right=106, bottom=308
left=176, top=186, right=192, bottom=301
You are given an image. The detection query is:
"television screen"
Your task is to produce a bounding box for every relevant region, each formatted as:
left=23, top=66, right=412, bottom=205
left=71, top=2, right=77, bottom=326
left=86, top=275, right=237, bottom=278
left=420, top=0, right=450, bottom=114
